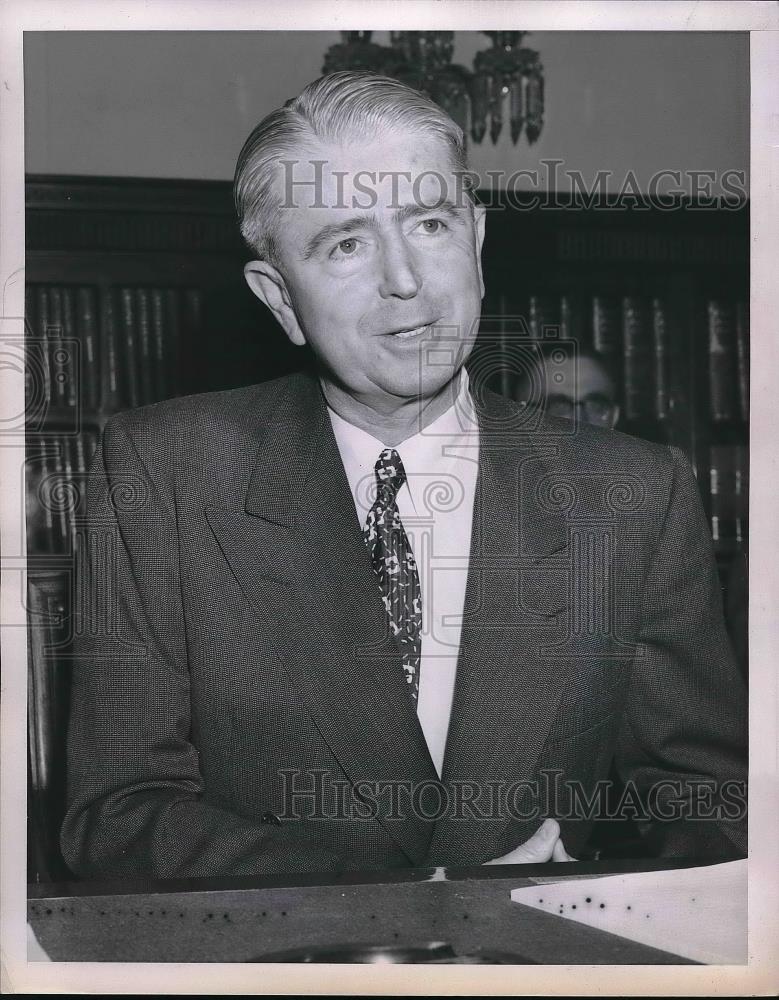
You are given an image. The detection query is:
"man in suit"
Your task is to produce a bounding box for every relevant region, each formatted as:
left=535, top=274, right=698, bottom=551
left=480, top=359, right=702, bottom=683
left=513, top=346, right=621, bottom=430
left=61, top=72, right=747, bottom=879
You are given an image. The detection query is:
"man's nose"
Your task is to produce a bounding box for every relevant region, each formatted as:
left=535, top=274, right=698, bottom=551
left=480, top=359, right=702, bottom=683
left=377, top=235, right=422, bottom=300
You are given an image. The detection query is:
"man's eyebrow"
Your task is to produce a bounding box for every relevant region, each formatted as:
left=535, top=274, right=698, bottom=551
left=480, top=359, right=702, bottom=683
left=392, top=199, right=463, bottom=224
left=300, top=200, right=465, bottom=260
left=301, top=215, right=380, bottom=260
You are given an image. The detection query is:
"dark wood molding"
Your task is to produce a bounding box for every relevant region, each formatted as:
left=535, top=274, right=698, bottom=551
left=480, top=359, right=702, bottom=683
left=26, top=175, right=748, bottom=269
left=25, top=174, right=237, bottom=214
left=26, top=175, right=245, bottom=254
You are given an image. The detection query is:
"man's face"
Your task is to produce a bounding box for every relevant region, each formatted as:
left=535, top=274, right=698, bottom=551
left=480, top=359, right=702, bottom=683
left=545, top=356, right=619, bottom=429
left=244, top=129, right=486, bottom=414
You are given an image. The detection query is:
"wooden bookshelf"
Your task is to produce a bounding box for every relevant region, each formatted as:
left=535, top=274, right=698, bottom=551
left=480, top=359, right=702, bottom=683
left=24, top=176, right=749, bottom=881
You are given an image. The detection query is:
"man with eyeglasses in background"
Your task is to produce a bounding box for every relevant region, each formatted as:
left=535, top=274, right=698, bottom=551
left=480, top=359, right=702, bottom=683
left=514, top=346, right=620, bottom=430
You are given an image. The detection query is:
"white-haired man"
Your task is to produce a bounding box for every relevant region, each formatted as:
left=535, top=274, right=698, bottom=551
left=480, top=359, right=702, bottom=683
left=62, top=72, right=746, bottom=879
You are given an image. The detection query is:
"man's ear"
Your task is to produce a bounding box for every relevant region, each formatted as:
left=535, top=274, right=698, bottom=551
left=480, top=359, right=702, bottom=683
left=243, top=260, right=306, bottom=347
left=473, top=204, right=487, bottom=299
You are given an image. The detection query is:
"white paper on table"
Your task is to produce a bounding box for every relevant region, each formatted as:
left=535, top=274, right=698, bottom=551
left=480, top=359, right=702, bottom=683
left=26, top=921, right=51, bottom=961
left=510, top=859, right=747, bottom=965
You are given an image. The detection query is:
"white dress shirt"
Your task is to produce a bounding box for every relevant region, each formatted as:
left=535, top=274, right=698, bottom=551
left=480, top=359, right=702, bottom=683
left=328, top=369, right=480, bottom=777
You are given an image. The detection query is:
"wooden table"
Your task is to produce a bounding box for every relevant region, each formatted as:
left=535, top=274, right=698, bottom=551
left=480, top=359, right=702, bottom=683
left=28, top=858, right=721, bottom=964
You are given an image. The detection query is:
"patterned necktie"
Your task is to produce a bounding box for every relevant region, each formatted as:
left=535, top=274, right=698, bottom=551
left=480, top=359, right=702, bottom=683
left=363, top=448, right=422, bottom=704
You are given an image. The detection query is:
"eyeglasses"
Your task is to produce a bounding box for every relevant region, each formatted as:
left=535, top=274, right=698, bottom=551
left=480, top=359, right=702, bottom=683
left=546, top=393, right=616, bottom=427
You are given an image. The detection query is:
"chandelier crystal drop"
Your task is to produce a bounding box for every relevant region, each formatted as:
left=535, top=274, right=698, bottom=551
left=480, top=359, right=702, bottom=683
left=322, top=30, right=545, bottom=147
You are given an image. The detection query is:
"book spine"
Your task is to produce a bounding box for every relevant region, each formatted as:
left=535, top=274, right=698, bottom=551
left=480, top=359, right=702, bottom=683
left=61, top=432, right=76, bottom=547
left=707, top=300, right=735, bottom=423
left=25, top=284, right=44, bottom=418
left=560, top=294, right=586, bottom=350
left=53, top=434, right=69, bottom=550
left=119, top=287, right=140, bottom=409
left=135, top=288, right=154, bottom=404
left=150, top=288, right=167, bottom=401
left=592, top=296, right=620, bottom=356
left=735, top=301, right=749, bottom=423
left=101, top=289, right=121, bottom=411
left=165, top=289, right=182, bottom=396
left=622, top=296, right=652, bottom=422
left=528, top=295, right=559, bottom=341
left=46, top=287, right=68, bottom=408
left=72, top=433, right=87, bottom=554
left=73, top=431, right=87, bottom=481
left=60, top=287, right=79, bottom=407
left=35, top=286, right=52, bottom=411
left=76, top=287, right=100, bottom=412
left=651, top=297, right=671, bottom=421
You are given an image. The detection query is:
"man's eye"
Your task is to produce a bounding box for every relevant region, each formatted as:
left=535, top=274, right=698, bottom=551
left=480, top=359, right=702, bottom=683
left=332, top=238, right=359, bottom=257
left=419, top=218, right=447, bottom=234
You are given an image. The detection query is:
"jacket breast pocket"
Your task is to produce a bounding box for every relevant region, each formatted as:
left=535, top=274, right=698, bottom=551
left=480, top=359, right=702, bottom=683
left=518, top=565, right=569, bottom=620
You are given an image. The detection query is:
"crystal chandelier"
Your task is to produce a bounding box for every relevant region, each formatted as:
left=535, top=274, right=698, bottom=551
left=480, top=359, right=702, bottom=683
left=322, top=30, right=545, bottom=146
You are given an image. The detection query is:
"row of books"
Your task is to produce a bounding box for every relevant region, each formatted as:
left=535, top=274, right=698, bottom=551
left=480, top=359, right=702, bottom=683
left=488, top=293, right=671, bottom=423
left=488, top=293, right=748, bottom=425
left=620, top=296, right=670, bottom=424
left=26, top=428, right=100, bottom=554
left=25, top=284, right=203, bottom=414
left=25, top=429, right=748, bottom=555
left=26, top=283, right=747, bottom=428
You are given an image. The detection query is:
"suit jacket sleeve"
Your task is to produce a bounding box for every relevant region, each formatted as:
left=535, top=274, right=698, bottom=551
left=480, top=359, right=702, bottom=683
left=60, top=416, right=348, bottom=879
left=614, top=445, right=747, bottom=858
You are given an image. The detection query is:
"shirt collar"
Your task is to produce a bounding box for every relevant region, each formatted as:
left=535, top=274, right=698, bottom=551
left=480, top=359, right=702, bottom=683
left=327, top=367, right=479, bottom=514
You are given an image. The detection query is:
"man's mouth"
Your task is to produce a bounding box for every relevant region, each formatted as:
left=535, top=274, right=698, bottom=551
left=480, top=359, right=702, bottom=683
left=387, top=321, right=437, bottom=340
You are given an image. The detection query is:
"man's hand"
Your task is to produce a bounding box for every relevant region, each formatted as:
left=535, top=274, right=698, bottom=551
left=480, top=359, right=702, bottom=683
left=483, top=818, right=576, bottom=865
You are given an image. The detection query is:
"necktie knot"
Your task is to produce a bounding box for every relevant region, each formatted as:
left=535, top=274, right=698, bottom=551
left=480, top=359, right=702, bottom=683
left=374, top=448, right=407, bottom=503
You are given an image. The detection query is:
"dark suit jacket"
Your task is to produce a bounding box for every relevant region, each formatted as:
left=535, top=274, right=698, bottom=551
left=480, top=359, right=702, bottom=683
left=61, top=371, right=747, bottom=878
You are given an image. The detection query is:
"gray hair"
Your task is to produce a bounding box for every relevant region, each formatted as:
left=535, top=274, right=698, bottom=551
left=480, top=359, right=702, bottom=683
left=233, top=71, right=470, bottom=265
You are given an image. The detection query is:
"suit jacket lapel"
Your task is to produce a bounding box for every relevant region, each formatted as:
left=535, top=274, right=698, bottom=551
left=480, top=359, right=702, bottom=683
left=427, top=390, right=574, bottom=864
left=206, top=372, right=439, bottom=864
